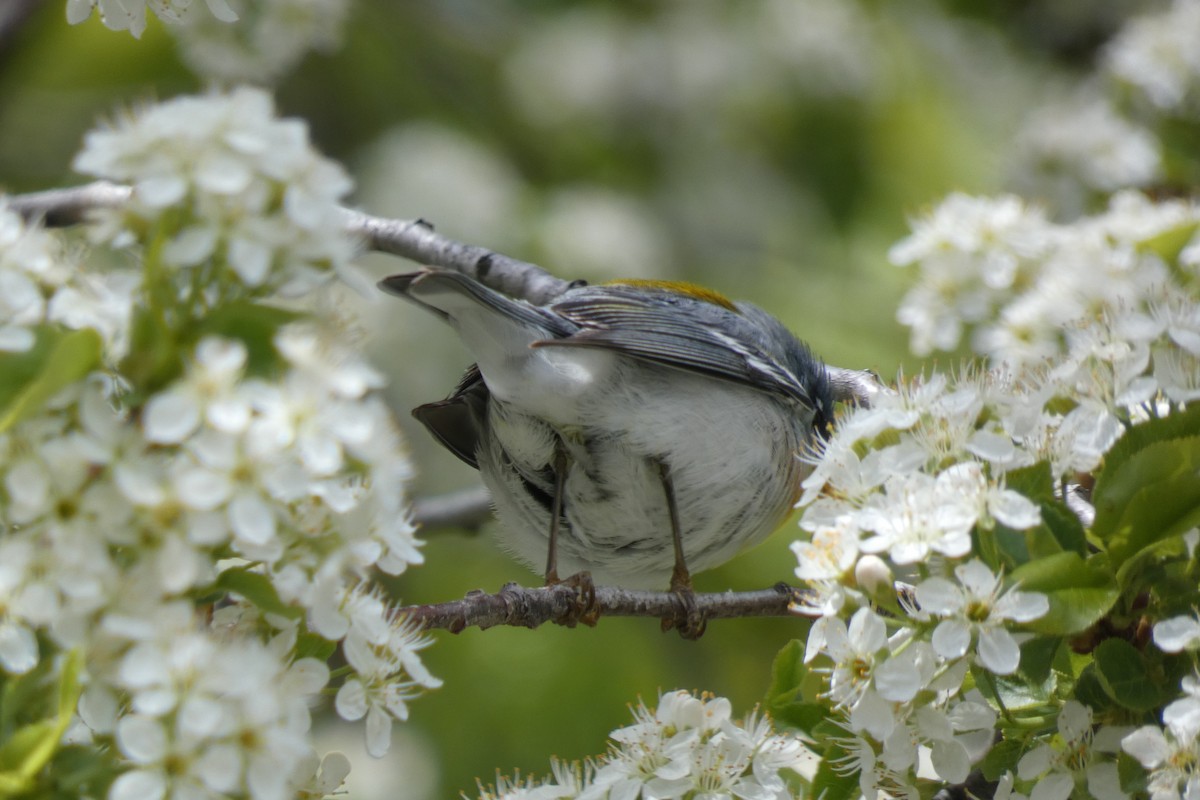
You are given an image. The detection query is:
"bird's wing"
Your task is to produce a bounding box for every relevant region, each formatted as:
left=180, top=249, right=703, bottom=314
left=535, top=284, right=820, bottom=406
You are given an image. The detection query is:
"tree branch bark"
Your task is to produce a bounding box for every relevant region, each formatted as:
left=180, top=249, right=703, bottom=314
left=6, top=181, right=885, bottom=407
left=410, top=486, right=493, bottom=533
left=397, top=582, right=813, bottom=634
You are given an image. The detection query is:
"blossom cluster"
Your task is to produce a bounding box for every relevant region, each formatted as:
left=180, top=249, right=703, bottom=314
left=475, top=690, right=808, bottom=800
left=0, top=203, right=133, bottom=354
left=73, top=87, right=356, bottom=297
left=66, top=0, right=237, bottom=39
left=788, top=187, right=1200, bottom=796
left=1114, top=615, right=1200, bottom=800
left=172, top=0, right=351, bottom=84
left=65, top=0, right=350, bottom=84
left=1104, top=0, right=1200, bottom=115
left=0, top=88, right=434, bottom=800
left=1010, top=1, right=1200, bottom=215
left=892, top=191, right=1200, bottom=405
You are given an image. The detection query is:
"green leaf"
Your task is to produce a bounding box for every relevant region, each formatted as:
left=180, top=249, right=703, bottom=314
left=1073, top=663, right=1114, bottom=712
left=810, top=743, right=859, bottom=800
left=193, top=301, right=303, bottom=377
left=119, top=306, right=181, bottom=397
left=1118, top=750, right=1148, bottom=795
left=0, top=327, right=102, bottom=433
left=1093, top=403, right=1200, bottom=544
left=0, top=721, right=59, bottom=794
left=1038, top=500, right=1087, bottom=558
left=979, top=738, right=1023, bottom=782
left=1093, top=638, right=1173, bottom=712
left=981, top=664, right=1056, bottom=712
left=1017, top=636, right=1062, bottom=686
left=43, top=745, right=118, bottom=797
left=1095, top=435, right=1200, bottom=581
left=209, top=567, right=302, bottom=619
left=56, top=651, right=81, bottom=721
left=988, top=524, right=1030, bottom=571
left=1003, top=462, right=1056, bottom=504
left=0, top=651, right=82, bottom=795
left=765, top=641, right=829, bottom=735
left=766, top=641, right=806, bottom=703
left=1021, top=519, right=1064, bottom=562
left=295, top=628, right=337, bottom=662
left=1139, top=219, right=1200, bottom=265
left=1009, top=553, right=1119, bottom=636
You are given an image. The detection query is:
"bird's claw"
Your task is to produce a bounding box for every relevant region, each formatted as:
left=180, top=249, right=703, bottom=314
left=547, top=571, right=600, bottom=628
left=662, top=571, right=707, bottom=640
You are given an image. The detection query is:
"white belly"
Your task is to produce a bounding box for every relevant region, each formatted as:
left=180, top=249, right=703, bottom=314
left=477, top=362, right=809, bottom=588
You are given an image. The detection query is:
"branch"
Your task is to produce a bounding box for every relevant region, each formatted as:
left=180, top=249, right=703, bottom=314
left=410, top=486, right=493, bottom=533
left=397, top=582, right=813, bottom=633
left=0, top=0, right=40, bottom=59
left=341, top=208, right=574, bottom=306
left=6, top=181, right=883, bottom=405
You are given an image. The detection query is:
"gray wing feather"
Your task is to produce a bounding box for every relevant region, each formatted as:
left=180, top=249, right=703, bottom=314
left=536, top=286, right=820, bottom=405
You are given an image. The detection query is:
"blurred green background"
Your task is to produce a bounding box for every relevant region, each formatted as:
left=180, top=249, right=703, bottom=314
left=0, top=2, right=1131, bottom=797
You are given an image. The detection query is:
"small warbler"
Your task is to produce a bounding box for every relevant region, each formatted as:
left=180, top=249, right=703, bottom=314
left=380, top=269, right=833, bottom=636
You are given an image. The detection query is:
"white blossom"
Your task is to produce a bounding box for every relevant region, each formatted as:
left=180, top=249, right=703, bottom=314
left=1155, top=615, right=1200, bottom=654
left=1017, top=702, right=1130, bottom=800
left=575, top=691, right=807, bottom=800
left=66, top=0, right=237, bottom=39
left=332, top=587, right=440, bottom=758
left=1011, top=93, right=1161, bottom=215
left=171, top=0, right=351, bottom=85
left=1105, top=0, right=1200, bottom=112
left=915, top=560, right=1047, bottom=675
left=73, top=88, right=356, bottom=297
left=1123, top=723, right=1200, bottom=800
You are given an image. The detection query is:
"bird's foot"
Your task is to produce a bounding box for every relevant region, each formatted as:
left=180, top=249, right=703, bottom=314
left=546, top=571, right=600, bottom=628
left=661, top=567, right=708, bottom=640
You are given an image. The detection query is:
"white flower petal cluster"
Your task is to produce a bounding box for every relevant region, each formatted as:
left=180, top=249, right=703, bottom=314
left=1014, top=701, right=1130, bottom=800
left=1010, top=93, right=1161, bottom=216
left=73, top=87, right=355, bottom=297
left=797, top=369, right=1045, bottom=580
left=791, top=189, right=1200, bottom=796
left=0, top=381, right=359, bottom=799
left=171, top=0, right=351, bottom=85
left=0, top=331, right=428, bottom=789
left=1104, top=0, right=1200, bottom=113
left=1154, top=613, right=1200, bottom=654
left=0, top=203, right=134, bottom=354
left=123, top=327, right=431, bottom=759
left=66, top=0, right=237, bottom=39
left=107, top=617, right=328, bottom=800
left=331, top=586, right=441, bottom=758
left=800, top=569, right=1044, bottom=791
left=113, top=328, right=421, bottom=583
left=915, top=560, right=1048, bottom=676
left=475, top=691, right=807, bottom=800
left=1122, top=672, right=1200, bottom=800
left=1123, top=724, right=1200, bottom=800
left=893, top=191, right=1199, bottom=380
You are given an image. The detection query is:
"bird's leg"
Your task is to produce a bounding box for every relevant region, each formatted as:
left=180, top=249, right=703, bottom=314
left=544, top=444, right=568, bottom=585
left=657, top=459, right=707, bottom=639
left=544, top=442, right=598, bottom=627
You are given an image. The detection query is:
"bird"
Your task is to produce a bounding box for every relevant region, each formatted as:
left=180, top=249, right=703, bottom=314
left=379, top=268, right=834, bottom=637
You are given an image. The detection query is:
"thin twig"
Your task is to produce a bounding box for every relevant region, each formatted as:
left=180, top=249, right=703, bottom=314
left=410, top=486, right=493, bottom=533
left=341, top=208, right=574, bottom=306
left=397, top=582, right=813, bottom=634
left=6, top=181, right=885, bottom=406
left=7, top=181, right=132, bottom=226
left=0, top=0, right=40, bottom=59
